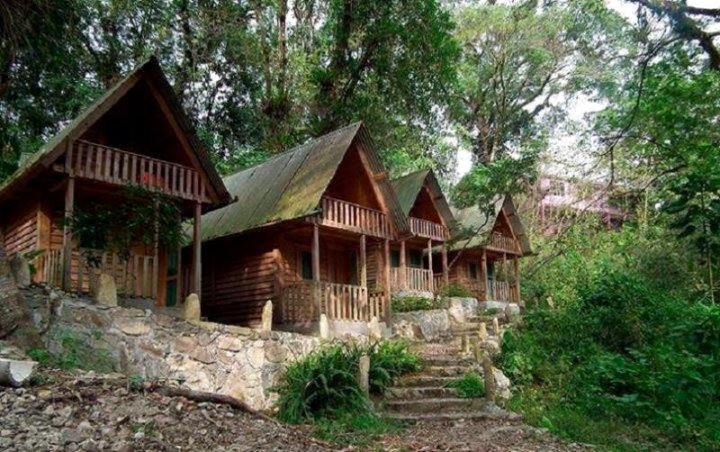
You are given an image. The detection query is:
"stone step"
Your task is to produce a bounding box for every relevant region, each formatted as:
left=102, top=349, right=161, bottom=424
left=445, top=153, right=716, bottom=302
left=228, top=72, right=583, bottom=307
left=422, top=355, right=475, bottom=367
left=385, top=397, right=486, bottom=414
left=423, top=365, right=469, bottom=377
left=384, top=407, right=522, bottom=423
left=384, top=386, right=457, bottom=400
left=394, top=375, right=457, bottom=388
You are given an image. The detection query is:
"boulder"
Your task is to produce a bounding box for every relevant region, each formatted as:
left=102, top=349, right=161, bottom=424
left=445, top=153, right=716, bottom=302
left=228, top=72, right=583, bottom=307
left=493, top=367, right=512, bottom=400
left=0, top=358, right=37, bottom=387
left=478, top=322, right=488, bottom=340
left=183, top=294, right=201, bottom=321
left=9, top=255, right=31, bottom=288
left=260, top=300, right=272, bottom=332
left=393, top=310, right=450, bottom=341
left=93, top=273, right=117, bottom=307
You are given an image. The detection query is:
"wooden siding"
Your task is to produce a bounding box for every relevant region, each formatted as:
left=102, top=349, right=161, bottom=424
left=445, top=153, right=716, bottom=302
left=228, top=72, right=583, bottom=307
left=3, top=208, right=38, bottom=257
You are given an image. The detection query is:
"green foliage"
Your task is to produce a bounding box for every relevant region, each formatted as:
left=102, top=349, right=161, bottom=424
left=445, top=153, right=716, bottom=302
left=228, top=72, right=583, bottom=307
left=26, top=331, right=114, bottom=373
left=391, top=295, right=444, bottom=313
left=64, top=186, right=185, bottom=266
left=275, top=340, right=420, bottom=425
left=446, top=371, right=485, bottom=399
left=313, top=411, right=401, bottom=447
left=437, top=283, right=473, bottom=298
left=500, top=268, right=720, bottom=449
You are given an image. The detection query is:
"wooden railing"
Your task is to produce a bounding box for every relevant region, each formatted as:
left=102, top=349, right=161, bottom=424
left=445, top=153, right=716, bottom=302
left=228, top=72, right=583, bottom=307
left=282, top=280, right=386, bottom=323
left=390, top=267, right=434, bottom=292
left=36, top=248, right=157, bottom=298
left=487, top=233, right=519, bottom=253
left=319, top=197, right=391, bottom=238
left=409, top=217, right=446, bottom=241
left=488, top=280, right=514, bottom=302
left=56, top=140, right=205, bottom=201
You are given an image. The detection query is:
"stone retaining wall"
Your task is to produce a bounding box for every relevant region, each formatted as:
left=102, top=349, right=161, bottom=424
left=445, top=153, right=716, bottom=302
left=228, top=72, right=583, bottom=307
left=25, top=290, right=319, bottom=411
left=392, top=297, right=479, bottom=340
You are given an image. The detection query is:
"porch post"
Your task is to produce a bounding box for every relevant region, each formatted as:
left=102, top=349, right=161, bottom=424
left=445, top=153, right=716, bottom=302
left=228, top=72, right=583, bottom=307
left=442, top=243, right=449, bottom=287
left=482, top=249, right=489, bottom=300
left=312, top=222, right=321, bottom=318
left=384, top=238, right=391, bottom=325
left=62, top=175, right=75, bottom=291
left=359, top=234, right=367, bottom=287
left=514, top=257, right=522, bottom=307
left=399, top=240, right=406, bottom=290
left=192, top=202, right=202, bottom=300
left=427, top=239, right=434, bottom=292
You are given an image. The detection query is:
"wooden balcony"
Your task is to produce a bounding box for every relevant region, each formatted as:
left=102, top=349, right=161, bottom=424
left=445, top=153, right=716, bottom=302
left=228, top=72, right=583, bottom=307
left=487, top=232, right=520, bottom=254
left=282, top=280, right=387, bottom=323
left=390, top=267, right=434, bottom=292
left=318, top=196, right=391, bottom=238
left=55, top=140, right=206, bottom=201
left=409, top=217, right=447, bottom=241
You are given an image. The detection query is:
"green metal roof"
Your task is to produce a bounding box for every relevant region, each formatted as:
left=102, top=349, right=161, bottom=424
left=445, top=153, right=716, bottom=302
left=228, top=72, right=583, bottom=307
left=0, top=57, right=229, bottom=205
left=201, top=122, right=410, bottom=241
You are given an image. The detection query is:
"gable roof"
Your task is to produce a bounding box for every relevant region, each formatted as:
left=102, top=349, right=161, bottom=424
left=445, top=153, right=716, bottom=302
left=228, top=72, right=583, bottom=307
left=451, top=195, right=531, bottom=255
left=391, top=169, right=455, bottom=228
left=0, top=57, right=230, bottom=205
left=201, top=122, right=409, bottom=241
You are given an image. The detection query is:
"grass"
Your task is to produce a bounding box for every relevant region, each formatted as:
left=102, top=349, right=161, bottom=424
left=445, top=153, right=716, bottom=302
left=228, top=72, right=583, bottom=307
left=312, top=412, right=402, bottom=447
left=445, top=371, right=485, bottom=399
left=26, top=330, right=114, bottom=373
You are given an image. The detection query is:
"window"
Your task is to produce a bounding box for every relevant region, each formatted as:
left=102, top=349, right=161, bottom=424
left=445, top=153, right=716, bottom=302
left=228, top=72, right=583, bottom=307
left=300, top=251, right=313, bottom=280
left=409, top=250, right=423, bottom=268
left=469, top=263, right=478, bottom=280
left=390, top=250, right=400, bottom=268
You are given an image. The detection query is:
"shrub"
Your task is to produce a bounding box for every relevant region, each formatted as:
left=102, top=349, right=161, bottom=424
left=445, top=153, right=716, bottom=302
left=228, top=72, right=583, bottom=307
left=27, top=331, right=114, bottom=373
left=392, top=295, right=444, bottom=312
left=368, top=340, right=421, bottom=393
left=446, top=371, right=485, bottom=398
left=437, top=283, right=473, bottom=298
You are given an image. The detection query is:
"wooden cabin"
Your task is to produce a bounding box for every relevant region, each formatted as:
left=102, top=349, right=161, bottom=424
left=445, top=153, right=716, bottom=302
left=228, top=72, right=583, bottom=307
left=192, top=123, right=408, bottom=335
left=445, top=196, right=531, bottom=305
left=389, top=169, right=454, bottom=293
left=0, top=58, right=230, bottom=306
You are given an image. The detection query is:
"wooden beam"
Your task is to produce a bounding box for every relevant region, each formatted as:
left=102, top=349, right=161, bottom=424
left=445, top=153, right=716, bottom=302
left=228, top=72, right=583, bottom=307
left=482, top=249, right=488, bottom=301
left=192, top=202, right=202, bottom=300
left=384, top=238, right=391, bottom=325
left=514, top=257, right=522, bottom=307
left=360, top=234, right=367, bottom=288
left=312, top=222, right=321, bottom=320
left=62, top=175, right=75, bottom=291
left=442, top=243, right=449, bottom=287
left=399, top=240, right=406, bottom=290
left=427, top=239, right=433, bottom=292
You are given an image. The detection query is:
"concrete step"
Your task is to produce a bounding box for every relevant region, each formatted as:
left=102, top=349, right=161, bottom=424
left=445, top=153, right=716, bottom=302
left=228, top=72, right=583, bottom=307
left=394, top=375, right=457, bottom=388
left=385, top=397, right=486, bottom=414
left=384, top=386, right=457, bottom=400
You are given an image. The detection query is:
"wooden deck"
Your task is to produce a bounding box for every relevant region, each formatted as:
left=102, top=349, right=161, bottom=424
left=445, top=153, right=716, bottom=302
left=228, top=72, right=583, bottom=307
left=318, top=196, right=391, bottom=238
left=55, top=140, right=206, bottom=201
left=408, top=217, right=446, bottom=241
left=486, top=232, right=520, bottom=254
left=282, top=280, right=387, bottom=323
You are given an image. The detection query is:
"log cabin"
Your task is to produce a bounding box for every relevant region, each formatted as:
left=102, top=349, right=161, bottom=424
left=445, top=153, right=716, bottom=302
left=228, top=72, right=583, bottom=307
left=192, top=123, right=409, bottom=335
left=390, top=169, right=455, bottom=294
left=445, top=195, right=531, bottom=305
left=0, top=58, right=230, bottom=306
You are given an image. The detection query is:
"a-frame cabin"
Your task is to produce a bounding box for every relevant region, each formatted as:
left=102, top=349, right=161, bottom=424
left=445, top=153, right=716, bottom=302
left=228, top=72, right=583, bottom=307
left=447, top=195, right=531, bottom=304
left=0, top=58, right=230, bottom=306
left=390, top=169, right=455, bottom=293
left=194, top=123, right=408, bottom=335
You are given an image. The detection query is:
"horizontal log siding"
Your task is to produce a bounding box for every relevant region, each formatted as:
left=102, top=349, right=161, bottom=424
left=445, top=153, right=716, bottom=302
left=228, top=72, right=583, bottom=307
left=3, top=210, right=38, bottom=257
left=202, top=246, right=278, bottom=326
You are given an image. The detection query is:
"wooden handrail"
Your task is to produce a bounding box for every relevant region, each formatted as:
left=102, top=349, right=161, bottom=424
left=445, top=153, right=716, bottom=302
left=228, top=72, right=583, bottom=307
left=487, top=232, right=519, bottom=253
left=319, top=196, right=391, bottom=238
left=409, top=217, right=447, bottom=241
left=282, top=280, right=387, bottom=323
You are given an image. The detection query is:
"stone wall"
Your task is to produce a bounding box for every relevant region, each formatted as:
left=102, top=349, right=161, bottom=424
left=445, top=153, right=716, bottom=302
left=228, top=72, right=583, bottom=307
left=392, top=297, right=479, bottom=341
left=25, top=290, right=319, bottom=412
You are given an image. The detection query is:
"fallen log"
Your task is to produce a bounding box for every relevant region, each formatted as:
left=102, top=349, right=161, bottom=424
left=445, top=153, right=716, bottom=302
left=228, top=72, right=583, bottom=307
left=0, top=358, right=37, bottom=387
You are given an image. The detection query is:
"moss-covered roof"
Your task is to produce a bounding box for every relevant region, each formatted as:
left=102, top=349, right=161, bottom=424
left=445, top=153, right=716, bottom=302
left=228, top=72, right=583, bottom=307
left=201, top=122, right=409, bottom=241
left=391, top=169, right=455, bottom=229
left=450, top=195, right=531, bottom=255
left=0, top=57, right=230, bottom=205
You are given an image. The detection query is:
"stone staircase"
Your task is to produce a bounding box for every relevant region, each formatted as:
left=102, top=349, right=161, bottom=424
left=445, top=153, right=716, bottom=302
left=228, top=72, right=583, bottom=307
left=383, top=309, right=519, bottom=422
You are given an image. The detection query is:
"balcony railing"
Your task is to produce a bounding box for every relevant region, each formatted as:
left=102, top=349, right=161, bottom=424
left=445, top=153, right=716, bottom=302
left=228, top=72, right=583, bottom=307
left=488, top=280, right=516, bottom=302
left=487, top=232, right=519, bottom=254
left=319, top=196, right=391, bottom=238
left=55, top=140, right=206, bottom=201
left=390, top=267, right=434, bottom=292
left=282, top=280, right=387, bottom=323
left=409, top=217, right=447, bottom=241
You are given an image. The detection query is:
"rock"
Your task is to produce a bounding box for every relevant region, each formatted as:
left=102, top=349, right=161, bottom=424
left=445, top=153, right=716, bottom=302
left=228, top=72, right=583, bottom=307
left=260, top=300, right=272, bottom=332
left=319, top=314, right=329, bottom=339
left=492, top=317, right=500, bottom=336
left=493, top=367, right=512, bottom=400
left=183, top=294, right=201, bottom=321
left=357, top=354, right=370, bottom=395
left=93, top=273, right=117, bottom=307
left=478, top=322, right=488, bottom=340
left=0, top=358, right=37, bottom=387
left=9, top=255, right=31, bottom=288
left=114, top=318, right=150, bottom=336
left=393, top=310, right=450, bottom=341
left=368, top=316, right=381, bottom=339
left=481, top=356, right=496, bottom=402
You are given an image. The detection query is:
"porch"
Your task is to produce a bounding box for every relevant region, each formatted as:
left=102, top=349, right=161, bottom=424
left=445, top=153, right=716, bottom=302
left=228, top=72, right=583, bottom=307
left=282, top=280, right=387, bottom=323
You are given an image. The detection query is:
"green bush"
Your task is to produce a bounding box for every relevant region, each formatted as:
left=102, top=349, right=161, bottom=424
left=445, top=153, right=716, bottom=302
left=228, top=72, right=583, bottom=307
left=368, top=340, right=421, bottom=393
left=27, top=331, right=114, bottom=373
left=392, top=295, right=444, bottom=312
left=437, top=283, right=473, bottom=298
left=446, top=371, right=485, bottom=398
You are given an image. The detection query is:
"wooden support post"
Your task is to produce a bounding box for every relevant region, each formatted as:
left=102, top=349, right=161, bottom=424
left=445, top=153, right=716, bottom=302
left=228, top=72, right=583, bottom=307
left=384, top=238, right=391, bottom=325
left=176, top=243, right=183, bottom=306
left=152, top=199, right=159, bottom=301
left=442, top=243, right=449, bottom=287
left=514, top=257, right=521, bottom=306
left=192, top=202, right=202, bottom=300
left=62, top=176, right=75, bottom=291
left=399, top=240, right=406, bottom=290
left=503, top=252, right=508, bottom=302
left=482, top=249, right=488, bottom=301
left=360, top=234, right=367, bottom=287
left=312, top=222, right=321, bottom=318
left=427, top=239, right=434, bottom=292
